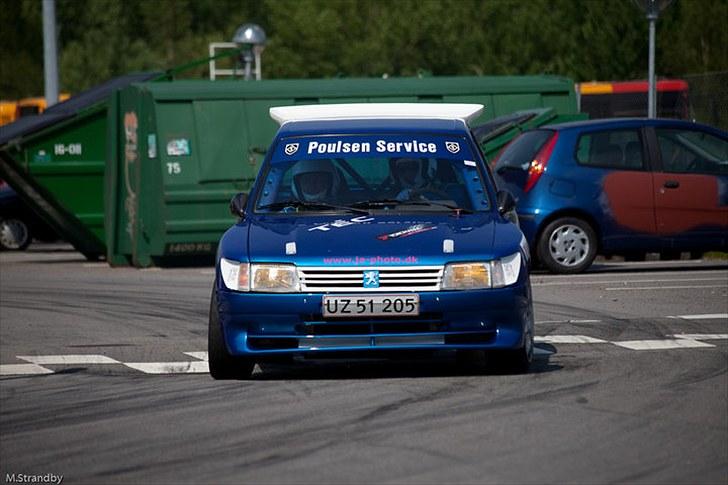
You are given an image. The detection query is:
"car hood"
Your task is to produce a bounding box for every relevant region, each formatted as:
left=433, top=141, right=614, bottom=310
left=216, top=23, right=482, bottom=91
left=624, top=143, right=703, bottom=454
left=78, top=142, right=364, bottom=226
left=241, top=213, right=512, bottom=266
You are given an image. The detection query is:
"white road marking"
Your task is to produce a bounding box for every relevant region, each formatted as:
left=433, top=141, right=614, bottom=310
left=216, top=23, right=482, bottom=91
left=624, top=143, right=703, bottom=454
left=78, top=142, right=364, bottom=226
left=183, top=351, right=209, bottom=361
left=199, top=269, right=215, bottom=275
left=533, top=269, right=728, bottom=282
left=667, top=313, right=728, bottom=320
left=18, top=355, right=121, bottom=365
left=533, top=277, right=728, bottom=287
left=123, top=361, right=209, bottom=374
left=3, top=322, right=726, bottom=376
left=673, top=334, right=728, bottom=340
left=538, top=313, right=727, bottom=325
left=604, top=285, right=724, bottom=291
left=0, top=364, right=54, bottom=376
left=536, top=319, right=603, bottom=324
left=535, top=335, right=608, bottom=344
left=612, top=339, right=715, bottom=350
left=599, top=260, right=711, bottom=266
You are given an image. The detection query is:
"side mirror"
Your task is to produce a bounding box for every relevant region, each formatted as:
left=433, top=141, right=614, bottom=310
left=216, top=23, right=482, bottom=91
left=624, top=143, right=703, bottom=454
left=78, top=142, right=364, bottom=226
left=496, top=190, right=519, bottom=225
left=230, top=192, right=248, bottom=218
left=497, top=190, right=516, bottom=214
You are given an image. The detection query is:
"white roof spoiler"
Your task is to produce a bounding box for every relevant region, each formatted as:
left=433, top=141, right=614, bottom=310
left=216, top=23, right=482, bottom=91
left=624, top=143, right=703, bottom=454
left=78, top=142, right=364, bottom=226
left=269, top=103, right=484, bottom=126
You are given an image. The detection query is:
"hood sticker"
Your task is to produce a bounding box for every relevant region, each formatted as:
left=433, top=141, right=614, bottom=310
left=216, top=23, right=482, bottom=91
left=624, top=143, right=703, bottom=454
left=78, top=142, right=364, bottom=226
left=377, top=224, right=436, bottom=241
left=308, top=215, right=374, bottom=232
left=323, top=255, right=419, bottom=265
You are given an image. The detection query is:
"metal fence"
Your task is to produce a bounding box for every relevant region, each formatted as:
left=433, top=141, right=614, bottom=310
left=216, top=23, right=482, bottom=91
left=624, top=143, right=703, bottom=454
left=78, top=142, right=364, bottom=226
left=683, top=71, right=728, bottom=130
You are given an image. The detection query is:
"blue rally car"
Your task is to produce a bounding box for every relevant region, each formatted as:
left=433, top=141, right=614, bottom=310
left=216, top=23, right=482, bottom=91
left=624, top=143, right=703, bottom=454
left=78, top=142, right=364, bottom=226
left=209, top=104, right=534, bottom=379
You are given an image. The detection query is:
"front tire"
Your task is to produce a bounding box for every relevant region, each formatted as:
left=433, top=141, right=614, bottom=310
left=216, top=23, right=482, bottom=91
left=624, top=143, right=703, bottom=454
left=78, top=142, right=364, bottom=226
left=537, top=217, right=597, bottom=274
left=208, top=288, right=255, bottom=380
left=0, top=217, right=31, bottom=250
left=489, top=329, right=534, bottom=374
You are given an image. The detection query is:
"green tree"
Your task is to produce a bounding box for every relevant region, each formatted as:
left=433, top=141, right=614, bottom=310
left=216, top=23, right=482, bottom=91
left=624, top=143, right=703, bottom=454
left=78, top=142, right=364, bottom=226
left=1, top=0, right=726, bottom=99
left=0, top=0, right=44, bottom=97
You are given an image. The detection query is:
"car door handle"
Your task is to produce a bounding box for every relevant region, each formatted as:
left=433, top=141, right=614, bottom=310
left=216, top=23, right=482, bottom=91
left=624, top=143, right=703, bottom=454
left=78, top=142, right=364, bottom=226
left=663, top=180, right=680, bottom=189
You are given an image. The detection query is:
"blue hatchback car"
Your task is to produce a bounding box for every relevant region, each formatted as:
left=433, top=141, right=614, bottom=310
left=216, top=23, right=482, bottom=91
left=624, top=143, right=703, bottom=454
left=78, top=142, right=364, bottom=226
left=493, top=118, right=728, bottom=273
left=209, top=104, right=534, bottom=379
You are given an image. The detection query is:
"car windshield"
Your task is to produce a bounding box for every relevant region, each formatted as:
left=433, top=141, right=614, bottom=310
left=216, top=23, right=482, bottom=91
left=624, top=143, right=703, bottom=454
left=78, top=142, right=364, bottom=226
left=255, top=133, right=490, bottom=214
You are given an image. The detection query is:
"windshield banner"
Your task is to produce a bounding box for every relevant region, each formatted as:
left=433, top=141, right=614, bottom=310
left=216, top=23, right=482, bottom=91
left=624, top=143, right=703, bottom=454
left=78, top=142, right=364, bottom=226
left=272, top=135, right=473, bottom=162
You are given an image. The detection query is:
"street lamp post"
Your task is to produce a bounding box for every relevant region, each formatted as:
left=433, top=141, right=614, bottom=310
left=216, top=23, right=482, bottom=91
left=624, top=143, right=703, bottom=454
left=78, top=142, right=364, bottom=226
left=232, top=23, right=267, bottom=81
left=42, top=0, right=59, bottom=107
left=632, top=0, right=673, bottom=118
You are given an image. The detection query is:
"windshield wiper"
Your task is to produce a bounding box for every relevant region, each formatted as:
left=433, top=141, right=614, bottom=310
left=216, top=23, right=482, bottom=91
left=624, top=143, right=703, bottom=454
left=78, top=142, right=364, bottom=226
left=257, top=200, right=370, bottom=215
left=350, top=198, right=402, bottom=208
left=352, top=199, right=473, bottom=214
left=407, top=201, right=474, bottom=214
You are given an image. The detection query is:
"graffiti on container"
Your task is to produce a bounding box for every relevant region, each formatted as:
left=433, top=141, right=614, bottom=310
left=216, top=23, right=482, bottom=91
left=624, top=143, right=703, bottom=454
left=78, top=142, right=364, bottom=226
left=124, top=112, right=138, bottom=240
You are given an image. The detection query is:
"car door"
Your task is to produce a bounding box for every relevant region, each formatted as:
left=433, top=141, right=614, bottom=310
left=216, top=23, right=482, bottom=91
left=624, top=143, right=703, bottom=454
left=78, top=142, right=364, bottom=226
left=649, top=126, right=728, bottom=249
left=574, top=127, right=657, bottom=248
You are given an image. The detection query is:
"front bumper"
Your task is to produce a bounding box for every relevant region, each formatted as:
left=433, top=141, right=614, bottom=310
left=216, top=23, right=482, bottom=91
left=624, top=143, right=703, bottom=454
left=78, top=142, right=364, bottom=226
left=215, top=278, right=534, bottom=356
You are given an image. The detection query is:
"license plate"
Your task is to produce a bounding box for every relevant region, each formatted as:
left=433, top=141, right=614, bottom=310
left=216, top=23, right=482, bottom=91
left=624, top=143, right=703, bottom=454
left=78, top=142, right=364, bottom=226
left=322, top=294, right=419, bottom=318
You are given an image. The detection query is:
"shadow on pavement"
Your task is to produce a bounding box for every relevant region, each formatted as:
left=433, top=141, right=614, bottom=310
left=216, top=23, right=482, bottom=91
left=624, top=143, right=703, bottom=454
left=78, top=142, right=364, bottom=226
left=246, top=349, right=562, bottom=381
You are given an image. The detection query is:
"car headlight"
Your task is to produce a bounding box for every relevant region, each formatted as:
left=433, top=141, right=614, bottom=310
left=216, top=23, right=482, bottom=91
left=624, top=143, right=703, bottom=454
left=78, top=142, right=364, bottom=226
left=251, top=264, right=300, bottom=292
left=442, top=262, right=491, bottom=289
left=220, top=260, right=300, bottom=292
left=220, top=259, right=301, bottom=292
left=442, top=252, right=522, bottom=290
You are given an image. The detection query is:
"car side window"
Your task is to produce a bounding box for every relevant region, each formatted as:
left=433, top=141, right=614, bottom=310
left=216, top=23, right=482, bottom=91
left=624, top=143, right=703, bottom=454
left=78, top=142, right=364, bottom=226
left=575, top=129, right=645, bottom=170
left=656, top=128, right=728, bottom=175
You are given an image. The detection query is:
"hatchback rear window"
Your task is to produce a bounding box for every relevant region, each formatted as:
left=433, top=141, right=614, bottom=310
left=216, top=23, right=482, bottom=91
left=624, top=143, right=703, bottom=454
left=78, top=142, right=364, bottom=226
left=494, top=130, right=553, bottom=171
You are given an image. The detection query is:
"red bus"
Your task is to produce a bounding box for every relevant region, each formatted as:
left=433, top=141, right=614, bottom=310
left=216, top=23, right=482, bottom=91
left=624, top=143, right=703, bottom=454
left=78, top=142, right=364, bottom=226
left=578, top=79, right=689, bottom=120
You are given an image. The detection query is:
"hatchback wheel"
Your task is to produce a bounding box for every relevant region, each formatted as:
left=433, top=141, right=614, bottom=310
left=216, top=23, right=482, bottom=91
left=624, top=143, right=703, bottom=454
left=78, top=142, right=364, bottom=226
left=537, top=217, right=597, bottom=274
left=0, top=218, right=31, bottom=250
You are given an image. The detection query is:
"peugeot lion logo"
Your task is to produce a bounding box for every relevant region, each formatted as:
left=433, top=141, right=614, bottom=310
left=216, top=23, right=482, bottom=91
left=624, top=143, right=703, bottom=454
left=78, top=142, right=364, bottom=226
left=445, top=141, right=460, bottom=154
left=284, top=143, right=299, bottom=155
left=363, top=270, right=380, bottom=288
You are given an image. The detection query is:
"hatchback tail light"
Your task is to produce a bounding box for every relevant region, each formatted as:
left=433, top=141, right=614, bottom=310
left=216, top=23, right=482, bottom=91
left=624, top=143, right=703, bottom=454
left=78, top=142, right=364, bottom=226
left=524, top=132, right=558, bottom=193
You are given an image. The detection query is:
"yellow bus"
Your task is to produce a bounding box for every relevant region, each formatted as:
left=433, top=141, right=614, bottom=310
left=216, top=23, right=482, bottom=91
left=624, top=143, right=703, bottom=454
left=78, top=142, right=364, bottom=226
left=0, top=94, right=71, bottom=126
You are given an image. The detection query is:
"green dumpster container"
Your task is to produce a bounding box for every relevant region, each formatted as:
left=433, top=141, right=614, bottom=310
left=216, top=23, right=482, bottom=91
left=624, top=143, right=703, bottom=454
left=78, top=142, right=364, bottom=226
left=0, top=73, right=161, bottom=259
left=473, top=108, right=588, bottom=161
left=105, top=75, right=580, bottom=267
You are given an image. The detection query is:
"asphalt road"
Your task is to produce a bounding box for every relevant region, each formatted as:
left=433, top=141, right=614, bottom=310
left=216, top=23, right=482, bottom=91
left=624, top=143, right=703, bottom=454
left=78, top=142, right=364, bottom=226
left=1, top=245, right=726, bottom=484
